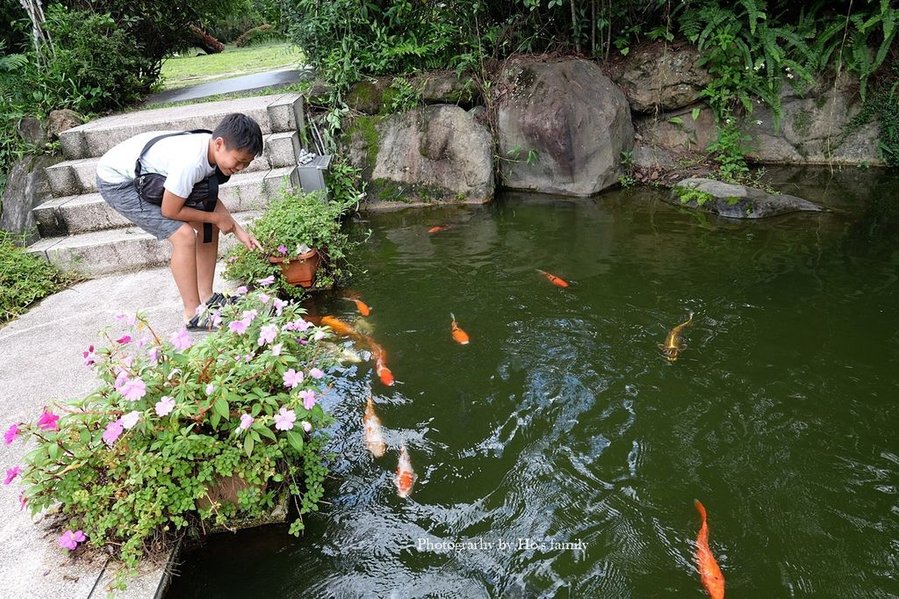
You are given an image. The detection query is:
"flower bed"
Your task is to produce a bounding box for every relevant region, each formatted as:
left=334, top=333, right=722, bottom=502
left=4, top=284, right=335, bottom=573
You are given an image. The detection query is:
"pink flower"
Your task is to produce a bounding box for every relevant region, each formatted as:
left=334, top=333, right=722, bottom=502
left=235, top=286, right=248, bottom=296
left=299, top=390, right=317, bottom=410
left=102, top=420, right=124, bottom=446
left=120, top=377, right=147, bottom=402
left=155, top=396, right=175, bottom=417
left=82, top=345, right=96, bottom=367
left=210, top=310, right=222, bottom=328
left=272, top=298, right=287, bottom=316
left=206, top=383, right=215, bottom=395
left=258, top=324, right=278, bottom=346
left=277, top=245, right=288, bottom=255
left=283, top=369, right=304, bottom=389
left=229, top=319, right=249, bottom=334
left=119, top=411, right=140, bottom=430
left=114, top=312, right=136, bottom=326
left=37, top=411, right=59, bottom=431
left=238, top=413, right=254, bottom=431
left=4, top=466, right=22, bottom=485
left=309, top=368, right=325, bottom=380
left=259, top=293, right=270, bottom=304
left=302, top=421, right=312, bottom=433
left=58, top=530, right=86, bottom=551
left=4, top=423, right=20, bottom=445
left=242, top=309, right=258, bottom=323
left=114, top=370, right=130, bottom=391
left=313, top=330, right=326, bottom=341
left=285, top=319, right=311, bottom=332
left=271, top=343, right=283, bottom=356
left=147, top=347, right=159, bottom=365
left=170, top=328, right=192, bottom=351
left=116, top=334, right=132, bottom=345
left=258, top=275, right=275, bottom=287
left=273, top=407, right=296, bottom=431
left=18, top=492, right=27, bottom=511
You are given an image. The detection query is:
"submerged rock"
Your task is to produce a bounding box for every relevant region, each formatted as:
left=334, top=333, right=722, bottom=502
left=667, top=177, right=824, bottom=219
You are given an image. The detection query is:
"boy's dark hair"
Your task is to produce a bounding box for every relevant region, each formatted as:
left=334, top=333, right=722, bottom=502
left=212, top=113, right=264, bottom=156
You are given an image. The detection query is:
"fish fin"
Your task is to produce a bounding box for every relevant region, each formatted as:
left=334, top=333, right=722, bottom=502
left=694, top=499, right=707, bottom=520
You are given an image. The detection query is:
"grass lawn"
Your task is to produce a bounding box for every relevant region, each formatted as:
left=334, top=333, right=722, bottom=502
left=159, top=42, right=305, bottom=91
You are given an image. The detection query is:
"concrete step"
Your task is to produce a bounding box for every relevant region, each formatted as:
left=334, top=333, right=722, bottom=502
left=46, top=131, right=302, bottom=198
left=27, top=211, right=264, bottom=278
left=60, top=93, right=304, bottom=160
left=33, top=167, right=298, bottom=237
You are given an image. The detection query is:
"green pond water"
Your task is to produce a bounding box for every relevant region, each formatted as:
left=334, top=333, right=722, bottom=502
left=167, top=168, right=898, bottom=598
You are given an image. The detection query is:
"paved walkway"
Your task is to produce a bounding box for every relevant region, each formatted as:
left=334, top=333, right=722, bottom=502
left=144, top=67, right=312, bottom=105
left=0, top=266, right=229, bottom=598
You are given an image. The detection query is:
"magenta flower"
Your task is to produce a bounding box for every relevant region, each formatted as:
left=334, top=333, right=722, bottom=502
left=242, top=309, right=259, bottom=323
left=238, top=413, right=254, bottom=431
left=18, top=492, right=27, bottom=511
left=4, top=466, right=22, bottom=485
left=273, top=407, right=296, bottom=431
left=120, top=377, right=147, bottom=402
left=272, top=298, right=287, bottom=316
left=309, top=367, right=325, bottom=380
left=258, top=324, right=278, bottom=346
left=4, top=423, right=20, bottom=445
left=271, top=343, right=283, bottom=357
left=258, top=275, right=275, bottom=287
left=82, top=345, right=96, bottom=367
left=229, top=319, right=249, bottom=335
left=119, top=411, right=140, bottom=430
left=302, top=421, right=312, bottom=433
left=299, top=389, right=317, bottom=410
left=170, top=328, right=192, bottom=351
left=283, top=369, right=304, bottom=389
left=277, top=244, right=288, bottom=255
left=58, top=530, right=86, bottom=551
left=37, top=411, right=59, bottom=431
left=115, top=334, right=132, bottom=345
left=102, top=420, right=124, bottom=446
left=235, top=285, right=248, bottom=296
left=155, top=396, right=175, bottom=417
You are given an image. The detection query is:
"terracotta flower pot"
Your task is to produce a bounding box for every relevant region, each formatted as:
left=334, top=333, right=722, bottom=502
left=269, top=248, right=321, bottom=288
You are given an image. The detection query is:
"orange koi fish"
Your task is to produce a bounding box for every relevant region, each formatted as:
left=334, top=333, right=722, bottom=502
left=395, top=445, right=416, bottom=498
left=660, top=312, right=694, bottom=362
left=320, top=315, right=359, bottom=338
left=428, top=225, right=447, bottom=234
left=450, top=313, right=470, bottom=345
left=363, top=396, right=386, bottom=457
left=536, top=269, right=570, bottom=288
left=341, top=297, right=371, bottom=317
left=367, top=337, right=396, bottom=386
left=694, top=499, right=725, bottom=599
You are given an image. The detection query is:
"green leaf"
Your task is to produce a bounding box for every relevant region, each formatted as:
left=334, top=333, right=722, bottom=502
left=243, top=435, right=255, bottom=457
left=48, top=443, right=60, bottom=461
left=668, top=116, right=684, bottom=125
left=286, top=431, right=304, bottom=452
left=213, top=398, right=229, bottom=420
left=692, top=107, right=701, bottom=121
left=254, top=424, right=277, bottom=441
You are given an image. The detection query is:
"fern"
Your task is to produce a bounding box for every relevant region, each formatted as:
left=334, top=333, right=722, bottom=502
left=0, top=53, right=28, bottom=72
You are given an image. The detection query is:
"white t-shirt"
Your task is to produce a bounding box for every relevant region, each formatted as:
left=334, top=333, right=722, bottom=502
left=96, top=131, right=216, bottom=199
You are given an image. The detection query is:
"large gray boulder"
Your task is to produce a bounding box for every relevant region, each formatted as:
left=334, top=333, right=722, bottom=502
left=743, top=73, right=882, bottom=165
left=346, top=105, right=494, bottom=205
left=610, top=43, right=711, bottom=113
left=495, top=57, right=633, bottom=196
left=0, top=155, right=63, bottom=242
left=667, top=177, right=823, bottom=219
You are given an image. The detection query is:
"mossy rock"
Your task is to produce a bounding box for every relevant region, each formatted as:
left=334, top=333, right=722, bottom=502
left=667, top=177, right=823, bottom=219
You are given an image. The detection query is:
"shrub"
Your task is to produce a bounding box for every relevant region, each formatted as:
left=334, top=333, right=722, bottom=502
left=7, top=287, right=335, bottom=570
left=0, top=232, right=75, bottom=324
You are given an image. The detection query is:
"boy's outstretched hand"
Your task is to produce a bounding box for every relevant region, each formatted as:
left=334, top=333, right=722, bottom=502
left=234, top=224, right=263, bottom=251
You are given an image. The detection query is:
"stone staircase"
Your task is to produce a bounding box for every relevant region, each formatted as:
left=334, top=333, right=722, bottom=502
left=26, top=93, right=307, bottom=277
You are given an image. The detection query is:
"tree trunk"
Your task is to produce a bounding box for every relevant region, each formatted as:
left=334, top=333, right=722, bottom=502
left=189, top=25, right=224, bottom=54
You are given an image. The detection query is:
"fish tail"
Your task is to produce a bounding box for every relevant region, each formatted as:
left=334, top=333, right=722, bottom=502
left=450, top=312, right=456, bottom=322
left=694, top=499, right=707, bottom=521
left=687, top=311, right=695, bottom=324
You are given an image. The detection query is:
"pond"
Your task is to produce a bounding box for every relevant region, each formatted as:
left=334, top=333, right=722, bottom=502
left=167, top=167, right=898, bottom=598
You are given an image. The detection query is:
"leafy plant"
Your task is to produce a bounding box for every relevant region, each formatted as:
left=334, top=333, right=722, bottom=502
left=7, top=288, right=335, bottom=572
left=0, top=231, right=77, bottom=324
left=224, top=188, right=362, bottom=298
left=675, top=185, right=715, bottom=207
left=386, top=77, right=421, bottom=113
left=707, top=114, right=752, bottom=182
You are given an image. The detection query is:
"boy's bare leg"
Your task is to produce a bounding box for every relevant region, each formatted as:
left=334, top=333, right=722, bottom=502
left=168, top=223, right=201, bottom=322
left=194, top=215, right=221, bottom=305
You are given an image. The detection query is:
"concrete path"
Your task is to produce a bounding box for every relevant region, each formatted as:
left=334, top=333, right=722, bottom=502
left=144, top=67, right=312, bottom=105
left=0, top=266, right=230, bottom=598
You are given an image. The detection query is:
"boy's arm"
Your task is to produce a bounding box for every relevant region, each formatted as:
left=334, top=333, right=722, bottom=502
left=160, top=190, right=262, bottom=251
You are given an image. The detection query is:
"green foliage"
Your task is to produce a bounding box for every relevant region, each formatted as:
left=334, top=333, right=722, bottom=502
left=224, top=188, right=363, bottom=297
left=235, top=24, right=281, bottom=48
left=386, top=77, right=421, bottom=114
left=675, top=185, right=715, bottom=207
left=707, top=115, right=752, bottom=181
left=0, top=231, right=76, bottom=324
left=12, top=290, right=333, bottom=570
